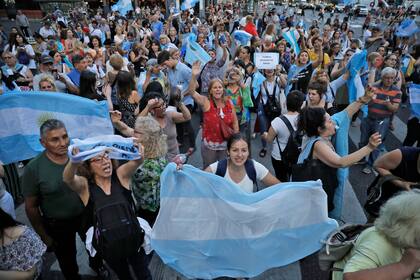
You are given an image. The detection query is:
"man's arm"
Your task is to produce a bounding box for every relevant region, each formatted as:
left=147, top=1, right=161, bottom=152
left=24, top=196, right=53, bottom=248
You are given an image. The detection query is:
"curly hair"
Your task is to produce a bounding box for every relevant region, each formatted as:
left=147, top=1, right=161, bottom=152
left=134, top=116, right=167, bottom=159
left=375, top=190, right=420, bottom=249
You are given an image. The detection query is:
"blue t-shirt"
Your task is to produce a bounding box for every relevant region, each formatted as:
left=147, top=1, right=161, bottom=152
left=166, top=62, right=193, bottom=106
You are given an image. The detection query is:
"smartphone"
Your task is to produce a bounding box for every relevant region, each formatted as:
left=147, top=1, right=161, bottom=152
left=51, top=69, right=59, bottom=80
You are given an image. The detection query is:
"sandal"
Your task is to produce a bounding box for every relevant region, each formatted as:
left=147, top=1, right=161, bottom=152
left=259, top=148, right=267, bottom=158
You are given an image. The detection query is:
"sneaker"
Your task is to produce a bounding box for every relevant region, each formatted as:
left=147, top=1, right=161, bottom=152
left=362, top=166, right=372, bottom=174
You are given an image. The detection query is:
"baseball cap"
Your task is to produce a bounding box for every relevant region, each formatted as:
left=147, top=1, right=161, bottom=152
left=40, top=55, right=54, bottom=64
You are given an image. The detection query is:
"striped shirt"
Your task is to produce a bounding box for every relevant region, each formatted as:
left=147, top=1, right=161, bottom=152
left=368, top=82, right=401, bottom=119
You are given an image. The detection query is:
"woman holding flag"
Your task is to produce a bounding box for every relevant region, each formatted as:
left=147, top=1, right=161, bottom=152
left=286, top=50, right=314, bottom=95
left=63, top=139, right=152, bottom=280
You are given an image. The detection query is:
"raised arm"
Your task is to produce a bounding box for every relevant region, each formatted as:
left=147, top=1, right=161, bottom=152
left=63, top=148, right=90, bottom=204
left=116, top=144, right=144, bottom=188
left=313, top=133, right=381, bottom=168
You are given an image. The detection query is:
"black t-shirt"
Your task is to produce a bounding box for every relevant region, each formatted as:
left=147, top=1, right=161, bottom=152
left=392, top=147, right=420, bottom=183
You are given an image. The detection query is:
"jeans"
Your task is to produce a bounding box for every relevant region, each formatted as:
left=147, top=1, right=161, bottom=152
left=359, top=117, right=390, bottom=167
left=43, top=213, right=103, bottom=280
left=257, top=101, right=268, bottom=148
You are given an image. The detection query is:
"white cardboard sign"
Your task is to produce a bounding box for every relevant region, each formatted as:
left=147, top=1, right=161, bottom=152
left=254, top=52, right=279, bottom=70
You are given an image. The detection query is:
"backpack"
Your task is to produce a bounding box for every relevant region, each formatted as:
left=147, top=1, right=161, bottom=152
left=318, top=223, right=372, bottom=271
left=262, top=78, right=282, bottom=121
left=277, top=115, right=302, bottom=168
left=91, top=181, right=144, bottom=261
left=17, top=49, right=30, bottom=65
left=215, top=158, right=259, bottom=192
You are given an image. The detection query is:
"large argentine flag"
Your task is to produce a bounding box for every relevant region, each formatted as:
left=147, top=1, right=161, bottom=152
left=111, top=0, right=133, bottom=16
left=152, top=164, right=338, bottom=279
left=0, top=92, right=113, bottom=164
left=409, top=83, right=420, bottom=117
left=184, top=40, right=211, bottom=67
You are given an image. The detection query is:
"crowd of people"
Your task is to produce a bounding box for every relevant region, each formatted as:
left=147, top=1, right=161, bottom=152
left=1, top=2, right=420, bottom=279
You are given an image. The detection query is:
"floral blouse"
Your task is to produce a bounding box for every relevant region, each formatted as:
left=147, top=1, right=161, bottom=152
left=0, top=226, right=46, bottom=279
left=130, top=157, right=168, bottom=212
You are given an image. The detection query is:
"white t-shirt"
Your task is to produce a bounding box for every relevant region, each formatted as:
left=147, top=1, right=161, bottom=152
left=270, top=114, right=299, bottom=161
left=209, top=159, right=269, bottom=193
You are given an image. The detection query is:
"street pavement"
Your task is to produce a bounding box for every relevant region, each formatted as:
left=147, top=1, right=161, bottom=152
left=3, top=9, right=413, bottom=280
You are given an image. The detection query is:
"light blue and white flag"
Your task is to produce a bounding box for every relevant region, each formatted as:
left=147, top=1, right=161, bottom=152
left=395, top=19, right=419, bottom=37
left=409, top=83, right=420, bottom=117
left=346, top=50, right=367, bottom=103
left=68, top=135, right=140, bottom=163
left=252, top=71, right=266, bottom=98
left=181, top=0, right=199, bottom=11
left=232, top=30, right=252, bottom=46
left=283, top=30, right=300, bottom=55
left=184, top=40, right=211, bottom=67
left=0, top=92, right=113, bottom=164
left=152, top=164, right=338, bottom=279
left=111, top=0, right=134, bottom=16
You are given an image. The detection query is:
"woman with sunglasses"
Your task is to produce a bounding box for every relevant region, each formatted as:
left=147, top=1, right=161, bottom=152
left=63, top=146, right=152, bottom=280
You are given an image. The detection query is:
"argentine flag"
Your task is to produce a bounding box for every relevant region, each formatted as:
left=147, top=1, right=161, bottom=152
left=232, top=30, right=252, bottom=46
left=0, top=92, right=113, bottom=164
left=409, top=83, right=420, bottom=117
left=181, top=0, right=199, bottom=11
left=152, top=164, right=338, bottom=279
left=184, top=40, right=211, bottom=67
left=111, top=0, right=133, bottom=16
left=283, top=30, right=300, bottom=55
left=395, top=19, right=419, bottom=37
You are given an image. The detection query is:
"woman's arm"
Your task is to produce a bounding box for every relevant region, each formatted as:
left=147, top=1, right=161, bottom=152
left=171, top=102, right=192, bottom=123
left=344, top=248, right=420, bottom=280
left=63, top=151, right=89, bottom=204
left=191, top=90, right=210, bottom=111
left=261, top=172, right=281, bottom=186
left=116, top=145, right=144, bottom=188
left=314, top=133, right=381, bottom=168
left=231, top=103, right=240, bottom=133
left=373, top=149, right=415, bottom=190
left=0, top=267, right=36, bottom=280
left=110, top=110, right=135, bottom=136
left=262, top=126, right=277, bottom=143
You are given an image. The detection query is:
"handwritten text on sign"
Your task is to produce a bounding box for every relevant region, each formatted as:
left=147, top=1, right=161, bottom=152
left=254, top=52, right=279, bottom=70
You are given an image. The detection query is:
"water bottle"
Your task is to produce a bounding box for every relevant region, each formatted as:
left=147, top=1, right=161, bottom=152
left=173, top=153, right=189, bottom=165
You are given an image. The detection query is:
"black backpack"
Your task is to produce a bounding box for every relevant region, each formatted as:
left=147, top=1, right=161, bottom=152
left=262, top=78, right=282, bottom=122
left=277, top=115, right=302, bottom=169
left=90, top=179, right=144, bottom=260
left=216, top=158, right=259, bottom=192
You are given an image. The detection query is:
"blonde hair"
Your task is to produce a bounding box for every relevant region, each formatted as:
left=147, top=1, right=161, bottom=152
left=39, top=75, right=57, bottom=91
left=375, top=190, right=420, bottom=249
left=134, top=116, right=167, bottom=159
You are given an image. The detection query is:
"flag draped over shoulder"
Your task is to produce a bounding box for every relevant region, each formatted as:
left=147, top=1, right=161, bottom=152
left=346, top=50, right=367, bottom=103
left=395, top=19, right=419, bottom=37
left=252, top=71, right=266, bottom=98
left=409, top=83, right=420, bottom=117
left=0, top=92, right=113, bottom=164
left=111, top=0, right=133, bottom=16
left=151, top=164, right=338, bottom=279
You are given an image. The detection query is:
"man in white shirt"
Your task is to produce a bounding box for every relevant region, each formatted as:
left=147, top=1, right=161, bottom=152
left=39, top=22, right=56, bottom=39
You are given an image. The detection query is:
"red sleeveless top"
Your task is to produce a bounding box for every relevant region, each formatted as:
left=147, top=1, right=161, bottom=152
left=202, top=99, right=235, bottom=147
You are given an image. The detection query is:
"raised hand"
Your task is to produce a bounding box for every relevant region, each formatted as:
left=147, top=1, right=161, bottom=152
left=368, top=132, right=382, bottom=150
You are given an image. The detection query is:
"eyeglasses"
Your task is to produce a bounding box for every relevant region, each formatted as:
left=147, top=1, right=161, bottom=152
left=89, top=153, right=110, bottom=163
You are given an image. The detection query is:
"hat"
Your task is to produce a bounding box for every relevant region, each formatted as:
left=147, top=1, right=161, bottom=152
left=40, top=55, right=54, bottom=64
left=146, top=58, right=158, bottom=67
left=157, top=50, right=171, bottom=65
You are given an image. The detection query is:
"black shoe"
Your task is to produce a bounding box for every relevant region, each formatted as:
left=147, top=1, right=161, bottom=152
left=94, top=265, right=111, bottom=280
